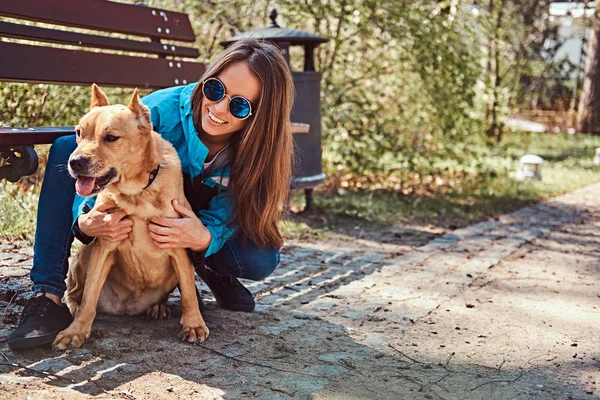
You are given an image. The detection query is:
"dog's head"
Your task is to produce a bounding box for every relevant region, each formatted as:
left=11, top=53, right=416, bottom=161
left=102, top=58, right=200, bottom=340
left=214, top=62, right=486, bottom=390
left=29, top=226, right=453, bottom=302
left=68, top=84, right=153, bottom=197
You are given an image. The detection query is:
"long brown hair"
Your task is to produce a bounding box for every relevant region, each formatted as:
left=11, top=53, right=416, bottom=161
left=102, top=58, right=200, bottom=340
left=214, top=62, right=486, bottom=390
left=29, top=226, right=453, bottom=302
left=191, top=39, right=294, bottom=249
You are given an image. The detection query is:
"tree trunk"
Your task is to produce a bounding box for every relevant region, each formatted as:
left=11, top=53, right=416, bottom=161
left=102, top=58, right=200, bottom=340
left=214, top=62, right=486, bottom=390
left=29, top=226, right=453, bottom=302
left=577, top=7, right=600, bottom=134
left=486, top=0, right=506, bottom=141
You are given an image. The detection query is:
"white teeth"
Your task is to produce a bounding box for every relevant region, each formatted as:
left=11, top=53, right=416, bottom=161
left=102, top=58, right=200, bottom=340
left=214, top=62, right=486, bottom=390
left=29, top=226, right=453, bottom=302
left=208, top=110, right=226, bottom=124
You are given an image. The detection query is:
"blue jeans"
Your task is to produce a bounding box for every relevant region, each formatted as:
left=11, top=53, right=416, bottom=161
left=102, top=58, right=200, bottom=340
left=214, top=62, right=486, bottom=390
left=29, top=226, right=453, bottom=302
left=30, top=135, right=279, bottom=298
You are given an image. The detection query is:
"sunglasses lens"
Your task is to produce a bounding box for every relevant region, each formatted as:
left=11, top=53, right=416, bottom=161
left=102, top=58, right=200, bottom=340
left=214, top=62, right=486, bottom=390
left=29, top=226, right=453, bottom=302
left=203, top=79, right=224, bottom=102
left=230, top=97, right=251, bottom=119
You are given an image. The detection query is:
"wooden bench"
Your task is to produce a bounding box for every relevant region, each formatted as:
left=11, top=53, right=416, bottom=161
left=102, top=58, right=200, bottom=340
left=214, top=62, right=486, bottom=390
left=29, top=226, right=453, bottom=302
left=0, top=1, right=314, bottom=211
left=0, top=0, right=207, bottom=182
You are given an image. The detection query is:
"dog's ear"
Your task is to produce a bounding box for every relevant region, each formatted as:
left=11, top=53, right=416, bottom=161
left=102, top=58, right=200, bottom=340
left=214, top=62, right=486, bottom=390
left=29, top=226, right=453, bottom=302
left=90, top=84, right=110, bottom=109
left=128, top=89, right=151, bottom=130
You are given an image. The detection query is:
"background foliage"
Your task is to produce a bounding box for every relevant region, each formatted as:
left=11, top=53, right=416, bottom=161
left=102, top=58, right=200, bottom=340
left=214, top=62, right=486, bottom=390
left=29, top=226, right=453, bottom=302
left=1, top=0, right=599, bottom=237
left=1, top=0, right=485, bottom=191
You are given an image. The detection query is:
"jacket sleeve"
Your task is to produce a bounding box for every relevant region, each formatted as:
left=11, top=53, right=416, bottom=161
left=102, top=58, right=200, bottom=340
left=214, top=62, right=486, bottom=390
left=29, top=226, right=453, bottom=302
left=197, top=190, right=237, bottom=257
left=71, top=195, right=97, bottom=244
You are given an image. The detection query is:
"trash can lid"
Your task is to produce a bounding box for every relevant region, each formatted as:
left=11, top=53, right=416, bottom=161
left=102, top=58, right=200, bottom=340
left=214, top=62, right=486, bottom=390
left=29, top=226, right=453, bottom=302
left=220, top=8, right=328, bottom=47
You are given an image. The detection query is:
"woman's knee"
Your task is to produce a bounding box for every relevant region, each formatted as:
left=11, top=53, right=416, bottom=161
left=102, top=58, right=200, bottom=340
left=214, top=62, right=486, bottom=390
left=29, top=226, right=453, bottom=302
left=243, top=249, right=280, bottom=281
left=214, top=241, right=280, bottom=281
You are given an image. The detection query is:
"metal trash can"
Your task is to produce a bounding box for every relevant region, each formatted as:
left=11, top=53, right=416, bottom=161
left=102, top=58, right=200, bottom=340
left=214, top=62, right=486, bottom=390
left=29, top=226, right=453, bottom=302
left=221, top=9, right=328, bottom=211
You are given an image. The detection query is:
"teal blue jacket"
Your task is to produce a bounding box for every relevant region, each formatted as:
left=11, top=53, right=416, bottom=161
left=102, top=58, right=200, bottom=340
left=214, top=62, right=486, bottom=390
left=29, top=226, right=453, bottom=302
left=72, top=83, right=235, bottom=257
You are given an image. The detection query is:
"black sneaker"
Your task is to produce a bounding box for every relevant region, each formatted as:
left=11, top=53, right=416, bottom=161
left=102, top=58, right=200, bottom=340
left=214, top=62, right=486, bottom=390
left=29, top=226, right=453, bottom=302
left=196, top=265, right=255, bottom=312
left=7, top=294, right=73, bottom=349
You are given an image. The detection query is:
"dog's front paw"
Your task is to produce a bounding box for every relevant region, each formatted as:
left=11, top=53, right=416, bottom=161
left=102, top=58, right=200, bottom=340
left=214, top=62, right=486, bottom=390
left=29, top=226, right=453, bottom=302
left=145, top=303, right=172, bottom=320
left=53, top=325, right=90, bottom=350
left=179, top=315, right=209, bottom=343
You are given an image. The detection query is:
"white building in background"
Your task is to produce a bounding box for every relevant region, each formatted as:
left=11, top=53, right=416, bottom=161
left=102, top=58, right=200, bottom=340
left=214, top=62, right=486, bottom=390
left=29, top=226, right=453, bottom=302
left=548, top=2, right=595, bottom=77
left=507, top=3, right=595, bottom=132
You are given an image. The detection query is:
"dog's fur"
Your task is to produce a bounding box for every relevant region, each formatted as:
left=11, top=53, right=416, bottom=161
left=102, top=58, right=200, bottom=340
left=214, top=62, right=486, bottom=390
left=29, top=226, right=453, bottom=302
left=53, top=85, right=208, bottom=349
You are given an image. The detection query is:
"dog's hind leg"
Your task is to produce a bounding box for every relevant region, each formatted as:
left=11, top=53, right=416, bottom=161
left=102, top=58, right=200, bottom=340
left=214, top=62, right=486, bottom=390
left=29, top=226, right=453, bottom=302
left=145, top=294, right=172, bottom=320
left=53, top=243, right=117, bottom=350
left=170, top=249, right=209, bottom=343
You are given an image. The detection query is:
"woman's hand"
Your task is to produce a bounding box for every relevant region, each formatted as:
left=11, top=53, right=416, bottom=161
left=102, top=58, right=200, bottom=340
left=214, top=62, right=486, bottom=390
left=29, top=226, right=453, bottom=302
left=148, top=199, right=212, bottom=252
left=78, top=203, right=133, bottom=242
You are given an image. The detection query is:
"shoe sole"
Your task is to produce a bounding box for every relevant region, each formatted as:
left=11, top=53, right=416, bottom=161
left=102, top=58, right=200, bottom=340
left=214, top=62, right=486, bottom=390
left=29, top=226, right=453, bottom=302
left=8, top=329, right=62, bottom=350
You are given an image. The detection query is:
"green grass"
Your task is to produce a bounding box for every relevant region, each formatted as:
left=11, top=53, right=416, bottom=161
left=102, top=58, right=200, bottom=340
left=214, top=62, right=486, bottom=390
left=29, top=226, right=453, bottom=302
left=0, top=181, right=39, bottom=240
left=285, top=131, right=600, bottom=239
left=2, top=131, right=600, bottom=241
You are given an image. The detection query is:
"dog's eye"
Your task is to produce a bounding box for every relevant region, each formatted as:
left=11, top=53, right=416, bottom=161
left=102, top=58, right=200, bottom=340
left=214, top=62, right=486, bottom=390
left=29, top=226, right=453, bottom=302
left=104, top=135, right=120, bottom=142
left=75, top=128, right=81, bottom=138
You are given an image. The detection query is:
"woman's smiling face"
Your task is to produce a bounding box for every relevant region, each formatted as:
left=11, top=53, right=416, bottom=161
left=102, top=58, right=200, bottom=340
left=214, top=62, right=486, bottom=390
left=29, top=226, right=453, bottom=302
left=200, top=61, right=261, bottom=138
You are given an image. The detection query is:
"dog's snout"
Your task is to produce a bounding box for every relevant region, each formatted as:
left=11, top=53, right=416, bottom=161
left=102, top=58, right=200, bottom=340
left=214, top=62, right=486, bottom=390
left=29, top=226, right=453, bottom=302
left=69, top=156, right=90, bottom=173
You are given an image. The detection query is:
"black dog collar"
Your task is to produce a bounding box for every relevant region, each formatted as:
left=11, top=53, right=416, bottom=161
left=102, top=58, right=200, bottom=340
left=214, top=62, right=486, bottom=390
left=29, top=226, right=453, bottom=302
left=144, top=165, right=160, bottom=189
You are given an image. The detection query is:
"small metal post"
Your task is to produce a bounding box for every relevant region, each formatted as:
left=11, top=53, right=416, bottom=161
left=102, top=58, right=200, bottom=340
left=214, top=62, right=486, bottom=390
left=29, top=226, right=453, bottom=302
left=278, top=42, right=291, bottom=67
left=304, top=188, right=314, bottom=211
left=304, top=44, right=315, bottom=72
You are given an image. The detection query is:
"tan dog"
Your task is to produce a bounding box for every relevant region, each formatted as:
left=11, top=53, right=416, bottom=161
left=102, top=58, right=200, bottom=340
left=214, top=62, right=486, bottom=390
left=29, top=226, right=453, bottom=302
left=53, top=84, right=209, bottom=349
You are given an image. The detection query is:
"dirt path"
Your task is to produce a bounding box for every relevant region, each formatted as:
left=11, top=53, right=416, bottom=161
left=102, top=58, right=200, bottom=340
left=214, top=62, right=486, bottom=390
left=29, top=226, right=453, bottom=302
left=1, top=183, right=599, bottom=399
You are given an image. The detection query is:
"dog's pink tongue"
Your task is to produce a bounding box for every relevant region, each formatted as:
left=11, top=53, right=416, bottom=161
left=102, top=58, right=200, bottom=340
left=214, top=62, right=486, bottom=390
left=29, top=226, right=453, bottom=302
left=76, top=176, right=96, bottom=196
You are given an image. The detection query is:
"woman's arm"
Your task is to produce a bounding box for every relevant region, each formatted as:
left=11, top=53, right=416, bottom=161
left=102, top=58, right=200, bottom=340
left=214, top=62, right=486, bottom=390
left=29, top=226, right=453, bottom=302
left=147, top=191, right=236, bottom=257
left=72, top=195, right=133, bottom=243
left=148, top=199, right=212, bottom=252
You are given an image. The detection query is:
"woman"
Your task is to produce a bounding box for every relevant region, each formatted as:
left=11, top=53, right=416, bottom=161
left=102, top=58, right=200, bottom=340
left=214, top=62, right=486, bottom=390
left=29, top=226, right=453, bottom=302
left=8, top=39, right=294, bottom=349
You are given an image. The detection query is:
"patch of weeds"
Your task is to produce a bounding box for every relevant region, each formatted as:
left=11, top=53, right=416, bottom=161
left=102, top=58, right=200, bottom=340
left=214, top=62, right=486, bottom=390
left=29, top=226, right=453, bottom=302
left=2, top=132, right=600, bottom=243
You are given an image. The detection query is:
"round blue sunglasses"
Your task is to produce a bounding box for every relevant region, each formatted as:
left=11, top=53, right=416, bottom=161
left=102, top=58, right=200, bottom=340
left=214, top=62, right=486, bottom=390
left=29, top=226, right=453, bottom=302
left=202, top=77, right=253, bottom=120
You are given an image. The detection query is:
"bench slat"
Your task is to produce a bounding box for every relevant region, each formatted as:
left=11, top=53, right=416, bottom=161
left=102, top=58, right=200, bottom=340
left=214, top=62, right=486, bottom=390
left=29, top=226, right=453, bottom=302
left=0, top=42, right=205, bottom=89
left=0, top=22, right=200, bottom=58
left=0, top=127, right=74, bottom=146
left=0, top=0, right=196, bottom=42
left=0, top=124, right=309, bottom=147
